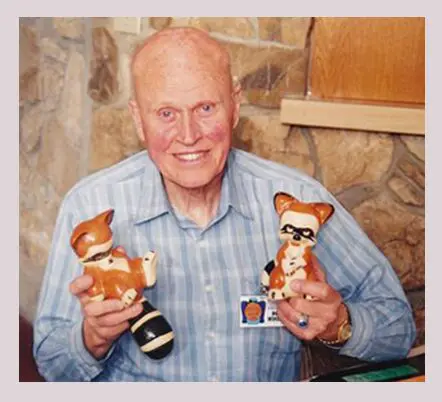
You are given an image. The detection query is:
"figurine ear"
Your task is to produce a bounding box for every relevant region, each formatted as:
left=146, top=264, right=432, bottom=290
left=274, top=192, right=299, bottom=215
left=97, top=209, right=114, bottom=225
left=311, top=203, right=335, bottom=225
left=70, top=231, right=89, bottom=257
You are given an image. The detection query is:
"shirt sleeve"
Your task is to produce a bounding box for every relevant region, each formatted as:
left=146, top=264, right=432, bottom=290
left=311, top=185, right=416, bottom=361
left=32, top=195, right=115, bottom=381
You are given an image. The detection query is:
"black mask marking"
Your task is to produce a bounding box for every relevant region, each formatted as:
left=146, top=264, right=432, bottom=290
left=280, top=224, right=315, bottom=242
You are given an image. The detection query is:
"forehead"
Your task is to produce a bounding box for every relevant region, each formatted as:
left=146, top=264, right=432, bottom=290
left=136, top=65, right=229, bottom=107
left=133, top=37, right=232, bottom=107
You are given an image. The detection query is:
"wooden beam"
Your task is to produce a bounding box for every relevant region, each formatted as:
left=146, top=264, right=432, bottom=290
left=280, top=98, right=425, bottom=136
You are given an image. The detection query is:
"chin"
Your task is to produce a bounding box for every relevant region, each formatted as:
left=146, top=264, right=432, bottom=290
left=168, top=168, right=224, bottom=190
left=173, top=176, right=216, bottom=190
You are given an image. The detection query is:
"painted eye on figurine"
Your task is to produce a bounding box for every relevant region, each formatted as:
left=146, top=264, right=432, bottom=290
left=281, top=224, right=295, bottom=234
left=302, top=229, right=313, bottom=237
left=83, top=248, right=112, bottom=263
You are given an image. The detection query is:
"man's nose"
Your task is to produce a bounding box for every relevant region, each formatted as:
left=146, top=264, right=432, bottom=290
left=177, top=112, right=202, bottom=145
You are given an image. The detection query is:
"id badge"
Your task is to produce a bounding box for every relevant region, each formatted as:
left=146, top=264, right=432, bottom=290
left=239, top=295, right=283, bottom=328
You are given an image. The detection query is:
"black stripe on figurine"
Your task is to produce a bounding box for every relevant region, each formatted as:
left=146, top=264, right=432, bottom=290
left=128, top=302, right=174, bottom=359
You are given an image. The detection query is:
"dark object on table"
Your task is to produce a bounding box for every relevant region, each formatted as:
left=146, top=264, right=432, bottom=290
left=308, top=353, right=425, bottom=382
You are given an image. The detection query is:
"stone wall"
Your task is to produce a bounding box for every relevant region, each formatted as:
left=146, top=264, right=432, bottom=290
left=19, top=17, right=425, bottom=347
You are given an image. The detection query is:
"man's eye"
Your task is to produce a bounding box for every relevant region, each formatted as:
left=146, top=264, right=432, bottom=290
left=158, top=109, right=174, bottom=120
left=197, top=103, right=215, bottom=115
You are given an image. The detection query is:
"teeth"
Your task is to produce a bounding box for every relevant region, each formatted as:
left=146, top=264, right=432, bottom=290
left=176, top=152, right=203, bottom=161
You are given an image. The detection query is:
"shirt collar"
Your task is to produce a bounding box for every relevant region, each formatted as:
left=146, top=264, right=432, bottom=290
left=134, top=157, right=171, bottom=225
left=134, top=149, right=254, bottom=225
left=219, top=150, right=254, bottom=221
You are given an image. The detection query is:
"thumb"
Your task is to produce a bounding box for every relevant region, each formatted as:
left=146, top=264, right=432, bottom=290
left=311, top=253, right=327, bottom=282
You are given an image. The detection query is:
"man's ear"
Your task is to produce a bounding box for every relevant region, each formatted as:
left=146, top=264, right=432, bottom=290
left=128, top=99, right=145, bottom=144
left=231, top=76, right=242, bottom=129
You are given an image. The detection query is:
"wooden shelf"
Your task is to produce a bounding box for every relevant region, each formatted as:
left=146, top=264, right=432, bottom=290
left=280, top=98, right=425, bottom=136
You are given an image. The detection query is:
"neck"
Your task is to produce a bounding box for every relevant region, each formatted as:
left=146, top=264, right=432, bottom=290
left=163, top=172, right=224, bottom=228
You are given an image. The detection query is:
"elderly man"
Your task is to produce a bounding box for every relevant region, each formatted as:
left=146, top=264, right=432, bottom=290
left=33, top=27, right=416, bottom=381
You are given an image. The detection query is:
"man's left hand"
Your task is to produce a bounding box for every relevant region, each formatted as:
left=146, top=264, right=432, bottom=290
left=277, top=254, right=348, bottom=342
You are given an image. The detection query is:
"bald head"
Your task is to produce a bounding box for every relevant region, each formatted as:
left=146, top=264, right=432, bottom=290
left=130, top=27, right=234, bottom=100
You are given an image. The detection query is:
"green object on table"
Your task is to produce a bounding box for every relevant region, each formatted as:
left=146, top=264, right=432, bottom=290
left=342, top=364, right=419, bottom=382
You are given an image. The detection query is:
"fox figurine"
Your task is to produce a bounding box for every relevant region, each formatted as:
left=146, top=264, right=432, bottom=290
left=70, top=209, right=174, bottom=360
left=261, top=192, right=335, bottom=301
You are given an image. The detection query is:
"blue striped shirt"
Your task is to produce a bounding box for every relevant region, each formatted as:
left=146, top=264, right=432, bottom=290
left=33, top=148, right=416, bottom=382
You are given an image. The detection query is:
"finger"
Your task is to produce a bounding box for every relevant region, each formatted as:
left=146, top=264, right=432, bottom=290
left=311, top=254, right=327, bottom=282
left=96, top=303, right=143, bottom=327
left=94, top=321, right=130, bottom=341
left=277, top=303, right=326, bottom=341
left=290, top=279, right=338, bottom=302
left=288, top=296, right=339, bottom=323
left=69, top=274, right=94, bottom=296
left=83, top=299, right=125, bottom=318
left=77, top=293, right=91, bottom=306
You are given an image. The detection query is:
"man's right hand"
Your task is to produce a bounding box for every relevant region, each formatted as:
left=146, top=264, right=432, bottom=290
left=69, top=274, right=143, bottom=360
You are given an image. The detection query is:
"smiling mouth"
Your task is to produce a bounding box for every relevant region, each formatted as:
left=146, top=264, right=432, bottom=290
left=173, top=151, right=208, bottom=162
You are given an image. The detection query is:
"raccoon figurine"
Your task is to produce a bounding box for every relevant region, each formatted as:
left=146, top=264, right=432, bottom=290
left=70, top=209, right=174, bottom=360
left=261, top=192, right=335, bottom=301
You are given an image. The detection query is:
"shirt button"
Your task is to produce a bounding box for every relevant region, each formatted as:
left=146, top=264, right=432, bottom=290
left=199, top=239, right=209, bottom=247
left=207, top=331, right=215, bottom=340
left=209, top=376, right=220, bottom=382
left=204, top=284, right=214, bottom=293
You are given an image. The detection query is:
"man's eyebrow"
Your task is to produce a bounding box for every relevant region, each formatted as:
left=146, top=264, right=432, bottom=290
left=148, top=103, right=179, bottom=113
left=192, top=100, right=220, bottom=108
left=152, top=100, right=222, bottom=112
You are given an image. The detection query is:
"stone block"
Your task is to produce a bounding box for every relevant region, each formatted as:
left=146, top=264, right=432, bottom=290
left=36, top=61, right=66, bottom=111
left=233, top=115, right=314, bottom=176
left=223, top=42, right=308, bottom=108
left=39, top=37, right=68, bottom=64
left=311, top=129, right=394, bottom=193
left=398, top=157, right=425, bottom=189
left=20, top=153, right=61, bottom=271
left=150, top=17, right=172, bottom=30
left=36, top=117, right=82, bottom=196
left=19, top=24, right=40, bottom=105
left=53, top=17, right=84, bottom=40
left=401, top=135, right=425, bottom=161
left=19, top=24, right=39, bottom=76
left=351, top=194, right=425, bottom=290
left=258, top=17, right=312, bottom=48
left=167, top=17, right=256, bottom=38
left=56, top=47, right=86, bottom=151
left=187, top=17, right=256, bottom=38
left=20, top=103, right=47, bottom=153
left=388, top=176, right=424, bottom=207
left=89, top=107, right=143, bottom=172
left=88, top=27, right=119, bottom=104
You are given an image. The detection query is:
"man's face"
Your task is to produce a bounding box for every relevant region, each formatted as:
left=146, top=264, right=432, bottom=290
left=130, top=53, right=240, bottom=190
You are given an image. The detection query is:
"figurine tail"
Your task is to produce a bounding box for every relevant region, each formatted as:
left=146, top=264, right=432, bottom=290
left=128, top=300, right=174, bottom=360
